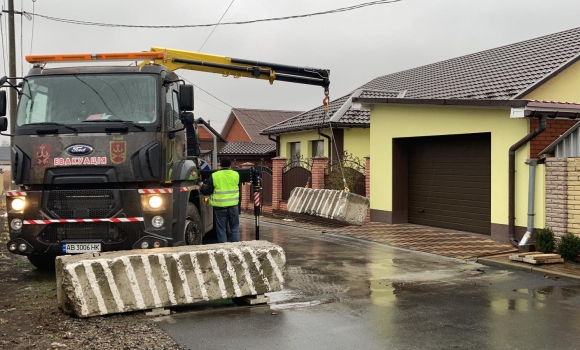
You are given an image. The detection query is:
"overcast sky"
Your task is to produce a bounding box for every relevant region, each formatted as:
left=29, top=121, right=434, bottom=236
left=2, top=0, right=580, bottom=135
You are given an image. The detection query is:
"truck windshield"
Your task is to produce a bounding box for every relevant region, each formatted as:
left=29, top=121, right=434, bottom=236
left=17, top=74, right=157, bottom=127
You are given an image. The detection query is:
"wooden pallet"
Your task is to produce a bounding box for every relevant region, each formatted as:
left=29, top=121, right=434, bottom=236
left=509, top=252, right=564, bottom=265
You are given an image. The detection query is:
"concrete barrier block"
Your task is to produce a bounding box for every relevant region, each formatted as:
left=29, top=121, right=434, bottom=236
left=286, top=188, right=369, bottom=225
left=56, top=241, right=286, bottom=318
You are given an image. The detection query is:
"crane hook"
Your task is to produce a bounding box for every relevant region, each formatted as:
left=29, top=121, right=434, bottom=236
left=323, top=91, right=329, bottom=112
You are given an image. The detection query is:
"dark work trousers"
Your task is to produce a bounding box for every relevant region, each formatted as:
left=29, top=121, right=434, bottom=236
left=214, top=206, right=240, bottom=243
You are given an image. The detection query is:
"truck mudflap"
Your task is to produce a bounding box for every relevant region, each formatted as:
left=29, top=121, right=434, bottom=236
left=6, top=188, right=176, bottom=256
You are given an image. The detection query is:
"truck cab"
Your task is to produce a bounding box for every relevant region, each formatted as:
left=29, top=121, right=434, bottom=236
left=2, top=61, right=212, bottom=268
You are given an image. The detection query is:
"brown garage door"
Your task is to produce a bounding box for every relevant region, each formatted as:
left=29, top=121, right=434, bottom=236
left=408, top=133, right=491, bottom=235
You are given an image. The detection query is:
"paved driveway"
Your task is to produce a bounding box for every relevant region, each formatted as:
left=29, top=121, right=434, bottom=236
left=155, top=218, right=580, bottom=350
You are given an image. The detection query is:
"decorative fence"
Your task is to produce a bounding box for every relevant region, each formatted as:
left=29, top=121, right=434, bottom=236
left=240, top=156, right=370, bottom=221
left=325, top=152, right=366, bottom=197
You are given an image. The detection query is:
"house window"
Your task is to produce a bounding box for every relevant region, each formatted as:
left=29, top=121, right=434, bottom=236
left=289, top=142, right=301, bottom=164
left=312, top=140, right=324, bottom=157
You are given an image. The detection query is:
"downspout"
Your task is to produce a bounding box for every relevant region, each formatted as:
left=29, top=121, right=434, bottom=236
left=268, top=135, right=280, bottom=157
left=318, top=128, right=332, bottom=162
left=519, top=158, right=542, bottom=246
left=508, top=116, right=546, bottom=246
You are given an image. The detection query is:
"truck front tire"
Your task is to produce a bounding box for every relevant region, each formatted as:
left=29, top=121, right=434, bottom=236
left=27, top=255, right=56, bottom=271
left=185, top=203, right=203, bottom=245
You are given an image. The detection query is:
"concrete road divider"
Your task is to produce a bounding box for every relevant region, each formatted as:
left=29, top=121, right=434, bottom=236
left=287, top=188, right=369, bottom=225
left=56, top=241, right=286, bottom=318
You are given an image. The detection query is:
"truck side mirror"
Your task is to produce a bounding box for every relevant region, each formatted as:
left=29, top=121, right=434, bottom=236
left=0, top=90, right=6, bottom=117
left=179, top=84, right=194, bottom=112
left=180, top=112, right=195, bottom=124
left=0, top=117, right=7, bottom=132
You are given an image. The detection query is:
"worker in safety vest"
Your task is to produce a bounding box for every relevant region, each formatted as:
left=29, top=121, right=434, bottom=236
left=200, top=157, right=240, bottom=243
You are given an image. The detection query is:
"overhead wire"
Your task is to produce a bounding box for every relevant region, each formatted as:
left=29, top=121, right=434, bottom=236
left=19, top=0, right=22, bottom=75
left=198, top=0, right=235, bottom=51
left=178, top=74, right=233, bottom=108
left=24, top=0, right=402, bottom=29
left=0, top=13, right=6, bottom=74
left=29, top=0, right=35, bottom=55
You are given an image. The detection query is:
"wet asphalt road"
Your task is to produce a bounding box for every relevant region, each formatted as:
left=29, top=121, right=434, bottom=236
left=156, top=219, right=580, bottom=350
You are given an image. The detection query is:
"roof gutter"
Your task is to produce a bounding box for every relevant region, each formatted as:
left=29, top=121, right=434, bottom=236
left=508, top=115, right=546, bottom=246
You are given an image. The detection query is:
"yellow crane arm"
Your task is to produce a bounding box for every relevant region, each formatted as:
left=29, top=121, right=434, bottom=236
left=147, top=47, right=330, bottom=92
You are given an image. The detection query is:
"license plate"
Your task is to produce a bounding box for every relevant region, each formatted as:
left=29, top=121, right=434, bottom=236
left=62, top=243, right=102, bottom=254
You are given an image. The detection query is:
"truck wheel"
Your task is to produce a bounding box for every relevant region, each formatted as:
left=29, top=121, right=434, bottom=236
left=27, top=255, right=56, bottom=271
left=185, top=203, right=203, bottom=245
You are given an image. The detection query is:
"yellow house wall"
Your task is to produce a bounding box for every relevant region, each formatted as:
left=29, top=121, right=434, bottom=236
left=343, top=128, right=370, bottom=159
left=280, top=130, right=325, bottom=159
left=370, top=105, right=546, bottom=229
left=279, top=128, right=370, bottom=161
left=524, top=59, right=580, bottom=103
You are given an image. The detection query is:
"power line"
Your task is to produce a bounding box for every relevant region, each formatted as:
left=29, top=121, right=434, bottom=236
left=178, top=74, right=233, bottom=108
left=29, top=0, right=35, bottom=55
left=0, top=13, right=7, bottom=74
left=195, top=95, right=230, bottom=113
left=198, top=0, right=235, bottom=51
left=18, top=0, right=21, bottom=75
left=25, top=0, right=402, bottom=29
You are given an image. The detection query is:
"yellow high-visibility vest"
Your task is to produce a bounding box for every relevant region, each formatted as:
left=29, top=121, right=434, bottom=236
left=209, top=169, right=240, bottom=208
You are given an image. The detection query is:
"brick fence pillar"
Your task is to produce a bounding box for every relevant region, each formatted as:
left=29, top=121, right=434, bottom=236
left=311, top=157, right=328, bottom=189
left=566, top=158, right=580, bottom=236
left=240, top=162, right=254, bottom=211
left=272, top=157, right=286, bottom=210
left=365, top=156, right=371, bottom=223
left=545, top=157, right=568, bottom=237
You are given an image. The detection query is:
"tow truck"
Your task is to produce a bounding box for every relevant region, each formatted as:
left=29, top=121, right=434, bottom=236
left=0, top=48, right=329, bottom=269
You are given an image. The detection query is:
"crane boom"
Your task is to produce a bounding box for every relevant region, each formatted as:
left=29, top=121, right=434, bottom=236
left=147, top=47, right=330, bottom=92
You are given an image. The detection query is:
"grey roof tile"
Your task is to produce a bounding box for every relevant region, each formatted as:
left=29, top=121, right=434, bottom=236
left=219, top=142, right=275, bottom=155
left=262, top=27, right=580, bottom=134
left=228, top=108, right=302, bottom=144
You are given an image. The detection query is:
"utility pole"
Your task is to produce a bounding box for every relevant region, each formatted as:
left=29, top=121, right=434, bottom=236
left=7, top=0, right=16, bottom=141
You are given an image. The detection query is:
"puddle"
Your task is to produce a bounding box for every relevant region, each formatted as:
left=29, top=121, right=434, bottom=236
left=513, top=285, right=580, bottom=302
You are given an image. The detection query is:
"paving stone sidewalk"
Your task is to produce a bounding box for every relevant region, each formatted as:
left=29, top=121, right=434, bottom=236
left=248, top=214, right=580, bottom=281
left=325, top=222, right=517, bottom=260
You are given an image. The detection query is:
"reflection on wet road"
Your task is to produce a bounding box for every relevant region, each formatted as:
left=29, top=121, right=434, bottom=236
left=157, top=219, right=580, bottom=350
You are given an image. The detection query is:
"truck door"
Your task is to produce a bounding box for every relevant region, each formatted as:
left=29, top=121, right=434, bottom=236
left=165, top=82, right=188, bottom=170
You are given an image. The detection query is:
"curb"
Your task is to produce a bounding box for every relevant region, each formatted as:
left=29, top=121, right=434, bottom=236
left=477, top=257, right=580, bottom=282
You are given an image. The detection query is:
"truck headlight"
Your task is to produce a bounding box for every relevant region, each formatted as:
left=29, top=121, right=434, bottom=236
left=151, top=216, right=164, bottom=228
left=11, top=198, right=25, bottom=211
left=11, top=218, right=22, bottom=230
left=148, top=195, right=163, bottom=209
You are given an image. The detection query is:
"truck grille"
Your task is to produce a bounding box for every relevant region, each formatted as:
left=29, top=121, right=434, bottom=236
left=46, top=190, right=116, bottom=219
left=40, top=223, right=128, bottom=243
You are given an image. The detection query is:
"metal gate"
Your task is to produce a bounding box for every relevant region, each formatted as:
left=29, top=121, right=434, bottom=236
left=253, top=167, right=272, bottom=205
left=282, top=159, right=312, bottom=200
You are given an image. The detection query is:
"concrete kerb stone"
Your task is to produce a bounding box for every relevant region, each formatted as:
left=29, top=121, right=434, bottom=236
left=477, top=256, right=580, bottom=282
left=286, top=188, right=369, bottom=225
left=56, top=241, right=286, bottom=318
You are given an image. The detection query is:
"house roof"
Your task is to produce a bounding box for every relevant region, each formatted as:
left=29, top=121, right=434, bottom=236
left=262, top=26, right=580, bottom=135
left=218, top=142, right=276, bottom=156
left=196, top=118, right=226, bottom=142
left=222, top=108, right=302, bottom=144
left=540, top=121, right=580, bottom=156
left=218, top=108, right=302, bottom=156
